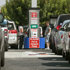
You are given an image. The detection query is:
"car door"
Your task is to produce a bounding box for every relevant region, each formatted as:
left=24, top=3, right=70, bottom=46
left=55, top=28, right=64, bottom=49
left=64, top=23, right=70, bottom=51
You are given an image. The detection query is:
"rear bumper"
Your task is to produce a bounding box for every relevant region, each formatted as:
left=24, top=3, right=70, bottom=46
left=8, top=40, right=18, bottom=45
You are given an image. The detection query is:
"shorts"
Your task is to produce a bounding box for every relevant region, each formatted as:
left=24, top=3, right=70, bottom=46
left=45, top=35, right=50, bottom=43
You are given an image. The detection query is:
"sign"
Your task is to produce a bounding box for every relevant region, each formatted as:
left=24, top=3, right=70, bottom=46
left=29, top=38, right=39, bottom=48
left=31, top=24, right=38, bottom=29
left=31, top=12, right=37, bottom=18
left=29, top=9, right=40, bottom=38
left=29, top=10, right=39, bottom=25
left=31, top=29, right=38, bottom=38
left=32, top=0, right=37, bottom=8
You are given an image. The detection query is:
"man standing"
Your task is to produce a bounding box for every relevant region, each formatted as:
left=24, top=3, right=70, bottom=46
left=45, top=21, right=51, bottom=49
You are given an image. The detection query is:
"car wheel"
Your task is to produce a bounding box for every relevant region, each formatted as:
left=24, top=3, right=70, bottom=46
left=1, top=47, right=5, bottom=67
left=69, top=55, right=70, bottom=63
left=52, top=40, right=56, bottom=53
left=62, top=50, right=65, bottom=58
left=5, top=43, right=8, bottom=51
left=1, top=32, right=5, bottom=67
left=65, top=52, right=69, bottom=60
left=0, top=51, right=1, bottom=70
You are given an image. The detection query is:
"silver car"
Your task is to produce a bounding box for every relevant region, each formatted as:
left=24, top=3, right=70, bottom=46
left=0, top=13, right=5, bottom=69
left=51, top=14, right=70, bottom=54
left=61, top=20, right=70, bottom=61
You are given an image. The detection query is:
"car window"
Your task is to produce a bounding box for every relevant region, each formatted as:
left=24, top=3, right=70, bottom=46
left=63, top=24, right=68, bottom=30
left=58, top=15, right=70, bottom=25
left=55, top=15, right=70, bottom=27
left=63, top=23, right=70, bottom=30
left=1, top=25, right=7, bottom=27
left=68, top=23, right=70, bottom=28
left=7, top=23, right=14, bottom=30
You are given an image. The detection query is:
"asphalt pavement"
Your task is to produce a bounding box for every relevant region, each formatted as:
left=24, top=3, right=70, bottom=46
left=1, top=49, right=70, bottom=70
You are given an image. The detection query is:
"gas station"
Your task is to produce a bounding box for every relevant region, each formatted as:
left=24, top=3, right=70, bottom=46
left=24, top=0, right=45, bottom=49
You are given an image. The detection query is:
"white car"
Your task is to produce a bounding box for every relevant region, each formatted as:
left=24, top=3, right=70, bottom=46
left=61, top=20, right=70, bottom=61
left=7, top=21, right=19, bottom=49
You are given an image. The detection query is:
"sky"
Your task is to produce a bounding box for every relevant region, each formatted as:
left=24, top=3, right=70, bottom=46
left=0, top=0, right=6, bottom=7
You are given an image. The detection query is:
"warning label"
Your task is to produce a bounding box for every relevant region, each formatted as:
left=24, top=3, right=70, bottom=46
left=29, top=38, right=39, bottom=48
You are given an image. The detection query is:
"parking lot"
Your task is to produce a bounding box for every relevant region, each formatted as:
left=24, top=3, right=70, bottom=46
left=1, top=49, right=70, bottom=70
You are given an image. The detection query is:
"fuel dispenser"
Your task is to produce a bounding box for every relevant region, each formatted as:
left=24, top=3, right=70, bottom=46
left=24, top=0, right=45, bottom=49
left=24, top=8, right=45, bottom=48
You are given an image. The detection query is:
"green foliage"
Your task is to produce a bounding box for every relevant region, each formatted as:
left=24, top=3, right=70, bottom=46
left=1, top=0, right=70, bottom=25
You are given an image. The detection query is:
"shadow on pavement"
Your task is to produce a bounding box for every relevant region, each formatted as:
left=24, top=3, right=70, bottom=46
left=39, top=57, right=65, bottom=61
left=39, top=57, right=70, bottom=70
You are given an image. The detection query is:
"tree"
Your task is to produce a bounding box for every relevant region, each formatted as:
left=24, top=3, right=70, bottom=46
left=1, top=0, right=70, bottom=25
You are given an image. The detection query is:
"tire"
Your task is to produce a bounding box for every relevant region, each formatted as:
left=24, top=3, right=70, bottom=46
left=62, top=50, right=65, bottom=58
left=1, top=50, right=5, bottom=67
left=52, top=40, right=55, bottom=53
left=65, top=52, right=69, bottom=60
left=0, top=51, right=1, bottom=70
left=5, top=43, right=8, bottom=51
left=68, top=53, right=70, bottom=63
left=1, top=40, right=5, bottom=67
left=1, top=32, right=5, bottom=67
left=11, top=45, right=18, bottom=49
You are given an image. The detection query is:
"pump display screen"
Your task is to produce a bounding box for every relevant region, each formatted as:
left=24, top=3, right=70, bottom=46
left=0, top=13, right=4, bottom=23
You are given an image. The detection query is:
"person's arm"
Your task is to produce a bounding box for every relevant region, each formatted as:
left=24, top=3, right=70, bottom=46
left=47, top=28, right=51, bottom=35
left=49, top=28, right=51, bottom=33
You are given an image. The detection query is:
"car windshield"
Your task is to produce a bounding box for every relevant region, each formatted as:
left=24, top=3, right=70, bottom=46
left=1, top=25, right=7, bottom=27
left=58, top=15, right=70, bottom=25
left=7, top=23, right=14, bottom=30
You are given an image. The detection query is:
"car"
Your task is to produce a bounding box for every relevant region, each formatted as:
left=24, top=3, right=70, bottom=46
left=60, top=20, right=70, bottom=60
left=7, top=21, right=19, bottom=49
left=51, top=14, right=70, bottom=54
left=1, top=19, right=8, bottom=51
left=69, top=42, right=70, bottom=63
left=0, top=13, right=5, bottom=69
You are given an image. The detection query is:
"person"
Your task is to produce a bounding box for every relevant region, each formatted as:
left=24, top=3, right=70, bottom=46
left=18, top=26, right=24, bottom=49
left=45, top=21, right=51, bottom=50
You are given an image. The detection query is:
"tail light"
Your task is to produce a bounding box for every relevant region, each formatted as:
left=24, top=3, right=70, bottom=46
left=9, top=30, right=17, bottom=34
left=61, top=34, right=63, bottom=39
left=68, top=32, right=70, bottom=38
left=56, top=25, right=61, bottom=30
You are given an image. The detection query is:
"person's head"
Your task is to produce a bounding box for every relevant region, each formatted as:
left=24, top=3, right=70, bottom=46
left=46, top=21, right=49, bottom=26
